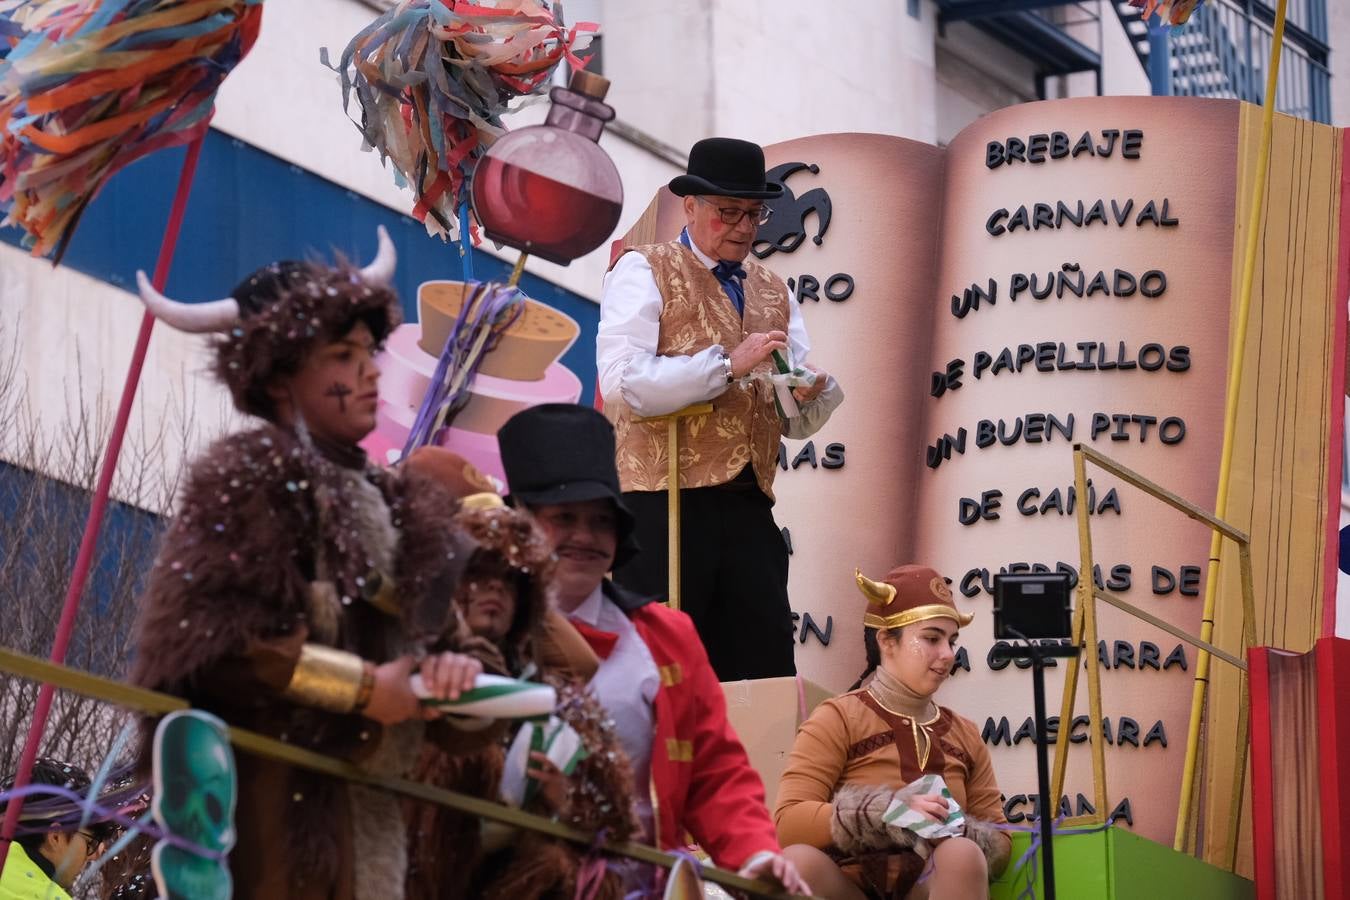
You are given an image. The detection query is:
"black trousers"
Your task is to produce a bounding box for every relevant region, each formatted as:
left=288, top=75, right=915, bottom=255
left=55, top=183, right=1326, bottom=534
left=613, top=475, right=796, bottom=680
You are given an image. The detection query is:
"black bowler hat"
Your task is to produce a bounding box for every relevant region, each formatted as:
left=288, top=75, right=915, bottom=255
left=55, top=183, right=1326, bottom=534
left=497, top=403, right=639, bottom=568
left=668, top=137, right=784, bottom=201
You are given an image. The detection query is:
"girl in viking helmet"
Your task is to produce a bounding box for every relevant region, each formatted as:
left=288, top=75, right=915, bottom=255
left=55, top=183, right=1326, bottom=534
left=130, top=229, right=501, bottom=900
left=775, top=565, right=1012, bottom=899
left=405, top=493, right=639, bottom=900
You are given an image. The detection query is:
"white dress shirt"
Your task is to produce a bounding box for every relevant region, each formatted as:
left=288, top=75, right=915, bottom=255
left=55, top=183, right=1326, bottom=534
left=597, top=231, right=843, bottom=439
left=571, top=584, right=660, bottom=841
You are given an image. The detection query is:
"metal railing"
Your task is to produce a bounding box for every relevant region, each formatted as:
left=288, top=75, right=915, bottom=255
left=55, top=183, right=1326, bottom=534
left=0, top=647, right=806, bottom=899
left=1051, top=445, right=1257, bottom=870
left=1167, top=0, right=1330, bottom=123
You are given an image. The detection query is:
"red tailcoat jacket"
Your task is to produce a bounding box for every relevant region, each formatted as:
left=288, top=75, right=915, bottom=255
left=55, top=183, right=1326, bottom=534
left=603, top=581, right=780, bottom=869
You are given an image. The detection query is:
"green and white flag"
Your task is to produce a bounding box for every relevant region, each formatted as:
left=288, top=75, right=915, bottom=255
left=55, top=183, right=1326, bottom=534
left=500, top=715, right=590, bottom=808
left=882, top=774, right=966, bottom=842
left=411, top=673, right=556, bottom=720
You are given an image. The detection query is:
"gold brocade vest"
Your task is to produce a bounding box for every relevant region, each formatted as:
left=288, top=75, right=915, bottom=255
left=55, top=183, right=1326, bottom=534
left=609, top=240, right=790, bottom=500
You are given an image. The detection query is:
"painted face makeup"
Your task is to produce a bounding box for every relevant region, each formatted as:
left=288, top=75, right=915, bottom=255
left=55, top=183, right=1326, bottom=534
left=324, top=380, right=353, bottom=412
left=280, top=320, right=382, bottom=446
left=886, top=620, right=960, bottom=698
left=685, top=194, right=760, bottom=264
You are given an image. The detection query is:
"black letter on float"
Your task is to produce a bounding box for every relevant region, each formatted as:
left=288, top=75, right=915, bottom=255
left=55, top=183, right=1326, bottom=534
left=1122, top=129, right=1144, bottom=158
left=1139, top=641, right=1160, bottom=670
left=1159, top=417, right=1186, bottom=445
left=1140, top=270, right=1167, bottom=297
left=986, top=208, right=1009, bottom=237
left=791, top=442, right=818, bottom=470
left=826, top=274, right=854, bottom=302
left=983, top=717, right=1012, bottom=745
left=987, top=141, right=1005, bottom=169
left=822, top=443, right=846, bottom=469
left=800, top=612, right=832, bottom=646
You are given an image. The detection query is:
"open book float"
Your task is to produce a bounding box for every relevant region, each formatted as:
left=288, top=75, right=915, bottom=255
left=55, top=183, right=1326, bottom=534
left=619, top=95, right=1347, bottom=865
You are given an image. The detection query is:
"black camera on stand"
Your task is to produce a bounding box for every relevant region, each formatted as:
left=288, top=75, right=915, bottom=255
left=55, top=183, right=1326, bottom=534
left=990, top=573, right=1080, bottom=900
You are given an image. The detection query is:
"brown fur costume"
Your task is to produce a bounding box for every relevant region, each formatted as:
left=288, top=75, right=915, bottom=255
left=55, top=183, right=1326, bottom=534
left=132, top=422, right=493, bottom=899
left=406, top=505, right=639, bottom=900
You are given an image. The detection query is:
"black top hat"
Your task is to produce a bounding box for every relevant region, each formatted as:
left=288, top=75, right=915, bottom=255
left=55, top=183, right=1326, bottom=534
left=668, top=137, right=784, bottom=201
left=497, top=404, right=639, bottom=568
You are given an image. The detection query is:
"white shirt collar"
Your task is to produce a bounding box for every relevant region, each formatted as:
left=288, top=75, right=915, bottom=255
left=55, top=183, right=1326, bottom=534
left=568, top=583, right=606, bottom=627
left=680, top=227, right=719, bottom=270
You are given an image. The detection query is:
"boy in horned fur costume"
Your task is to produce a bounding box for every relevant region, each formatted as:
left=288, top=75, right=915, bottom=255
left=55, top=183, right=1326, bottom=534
left=130, top=229, right=497, bottom=900
left=406, top=491, right=638, bottom=900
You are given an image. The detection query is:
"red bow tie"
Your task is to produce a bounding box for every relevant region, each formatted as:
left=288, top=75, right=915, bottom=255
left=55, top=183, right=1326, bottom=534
left=568, top=617, right=620, bottom=660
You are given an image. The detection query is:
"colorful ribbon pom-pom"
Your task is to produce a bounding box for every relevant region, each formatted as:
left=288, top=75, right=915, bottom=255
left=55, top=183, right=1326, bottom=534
left=325, top=0, right=595, bottom=243
left=1130, top=0, right=1207, bottom=26
left=0, top=0, right=264, bottom=260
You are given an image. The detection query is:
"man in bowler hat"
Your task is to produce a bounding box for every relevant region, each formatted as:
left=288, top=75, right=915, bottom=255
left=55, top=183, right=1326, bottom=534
left=597, top=136, right=844, bottom=680
left=497, top=403, right=810, bottom=895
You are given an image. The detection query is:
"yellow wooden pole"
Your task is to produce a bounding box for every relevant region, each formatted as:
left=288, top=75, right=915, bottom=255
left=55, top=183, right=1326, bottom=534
left=1174, top=0, right=1289, bottom=852
left=1074, top=448, right=1109, bottom=820
left=667, top=418, right=681, bottom=609
left=1224, top=542, right=1260, bottom=869
left=507, top=252, right=529, bottom=287
left=1050, top=450, right=1090, bottom=805
left=633, top=403, right=713, bottom=611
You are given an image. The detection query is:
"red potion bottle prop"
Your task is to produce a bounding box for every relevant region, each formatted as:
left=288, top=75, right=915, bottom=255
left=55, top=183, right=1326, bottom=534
left=471, top=70, right=623, bottom=265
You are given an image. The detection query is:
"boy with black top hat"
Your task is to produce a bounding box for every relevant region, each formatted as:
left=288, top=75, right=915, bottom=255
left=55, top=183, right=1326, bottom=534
left=597, top=136, right=844, bottom=681
left=496, top=403, right=810, bottom=895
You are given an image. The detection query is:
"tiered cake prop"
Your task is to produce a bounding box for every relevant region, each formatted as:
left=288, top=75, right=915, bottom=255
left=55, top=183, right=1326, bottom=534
left=363, top=280, right=582, bottom=481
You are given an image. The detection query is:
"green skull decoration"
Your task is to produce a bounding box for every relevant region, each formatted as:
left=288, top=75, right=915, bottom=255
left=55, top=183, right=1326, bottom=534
left=151, top=711, right=237, bottom=900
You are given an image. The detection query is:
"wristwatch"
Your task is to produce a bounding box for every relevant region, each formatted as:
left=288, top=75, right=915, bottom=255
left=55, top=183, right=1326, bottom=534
left=720, top=352, right=734, bottom=384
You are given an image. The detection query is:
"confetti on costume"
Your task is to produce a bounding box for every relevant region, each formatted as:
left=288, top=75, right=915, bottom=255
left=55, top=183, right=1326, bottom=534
left=325, top=0, right=595, bottom=242
left=1129, top=0, right=1206, bottom=26
left=0, top=0, right=264, bottom=260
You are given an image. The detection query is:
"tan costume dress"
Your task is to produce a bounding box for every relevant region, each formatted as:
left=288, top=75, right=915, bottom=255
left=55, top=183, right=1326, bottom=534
left=775, top=673, right=1008, bottom=898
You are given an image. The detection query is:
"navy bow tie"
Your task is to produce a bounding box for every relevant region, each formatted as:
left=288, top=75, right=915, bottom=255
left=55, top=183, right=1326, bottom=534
left=712, top=260, right=747, bottom=316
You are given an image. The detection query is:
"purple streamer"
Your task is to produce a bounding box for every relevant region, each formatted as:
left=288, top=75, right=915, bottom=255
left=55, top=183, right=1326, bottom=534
left=0, top=783, right=224, bottom=862
left=399, top=280, right=525, bottom=459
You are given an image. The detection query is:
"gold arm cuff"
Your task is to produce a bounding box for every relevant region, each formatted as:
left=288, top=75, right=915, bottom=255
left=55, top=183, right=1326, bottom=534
left=864, top=604, right=974, bottom=631
left=282, top=644, right=366, bottom=714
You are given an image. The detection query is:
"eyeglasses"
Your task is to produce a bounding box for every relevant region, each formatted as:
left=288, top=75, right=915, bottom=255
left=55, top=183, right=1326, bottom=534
left=696, top=197, right=773, bottom=226
left=77, top=831, right=99, bottom=857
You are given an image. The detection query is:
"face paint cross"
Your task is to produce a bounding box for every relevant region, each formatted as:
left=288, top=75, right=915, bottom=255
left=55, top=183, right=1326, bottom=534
left=325, top=381, right=353, bottom=412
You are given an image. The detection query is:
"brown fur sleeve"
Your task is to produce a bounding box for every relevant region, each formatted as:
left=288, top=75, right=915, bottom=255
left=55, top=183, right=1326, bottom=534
left=130, top=427, right=314, bottom=697
left=829, top=784, right=911, bottom=854
left=382, top=465, right=472, bottom=646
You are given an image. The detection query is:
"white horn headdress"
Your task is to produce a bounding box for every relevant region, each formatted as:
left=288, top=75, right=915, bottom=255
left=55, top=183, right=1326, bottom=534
left=134, top=271, right=240, bottom=333
left=134, top=226, right=397, bottom=333
left=359, top=225, right=397, bottom=286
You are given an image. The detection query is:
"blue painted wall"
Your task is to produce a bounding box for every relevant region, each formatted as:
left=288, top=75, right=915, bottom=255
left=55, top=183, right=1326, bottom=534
left=0, top=461, right=163, bottom=672
left=0, top=129, right=599, bottom=404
